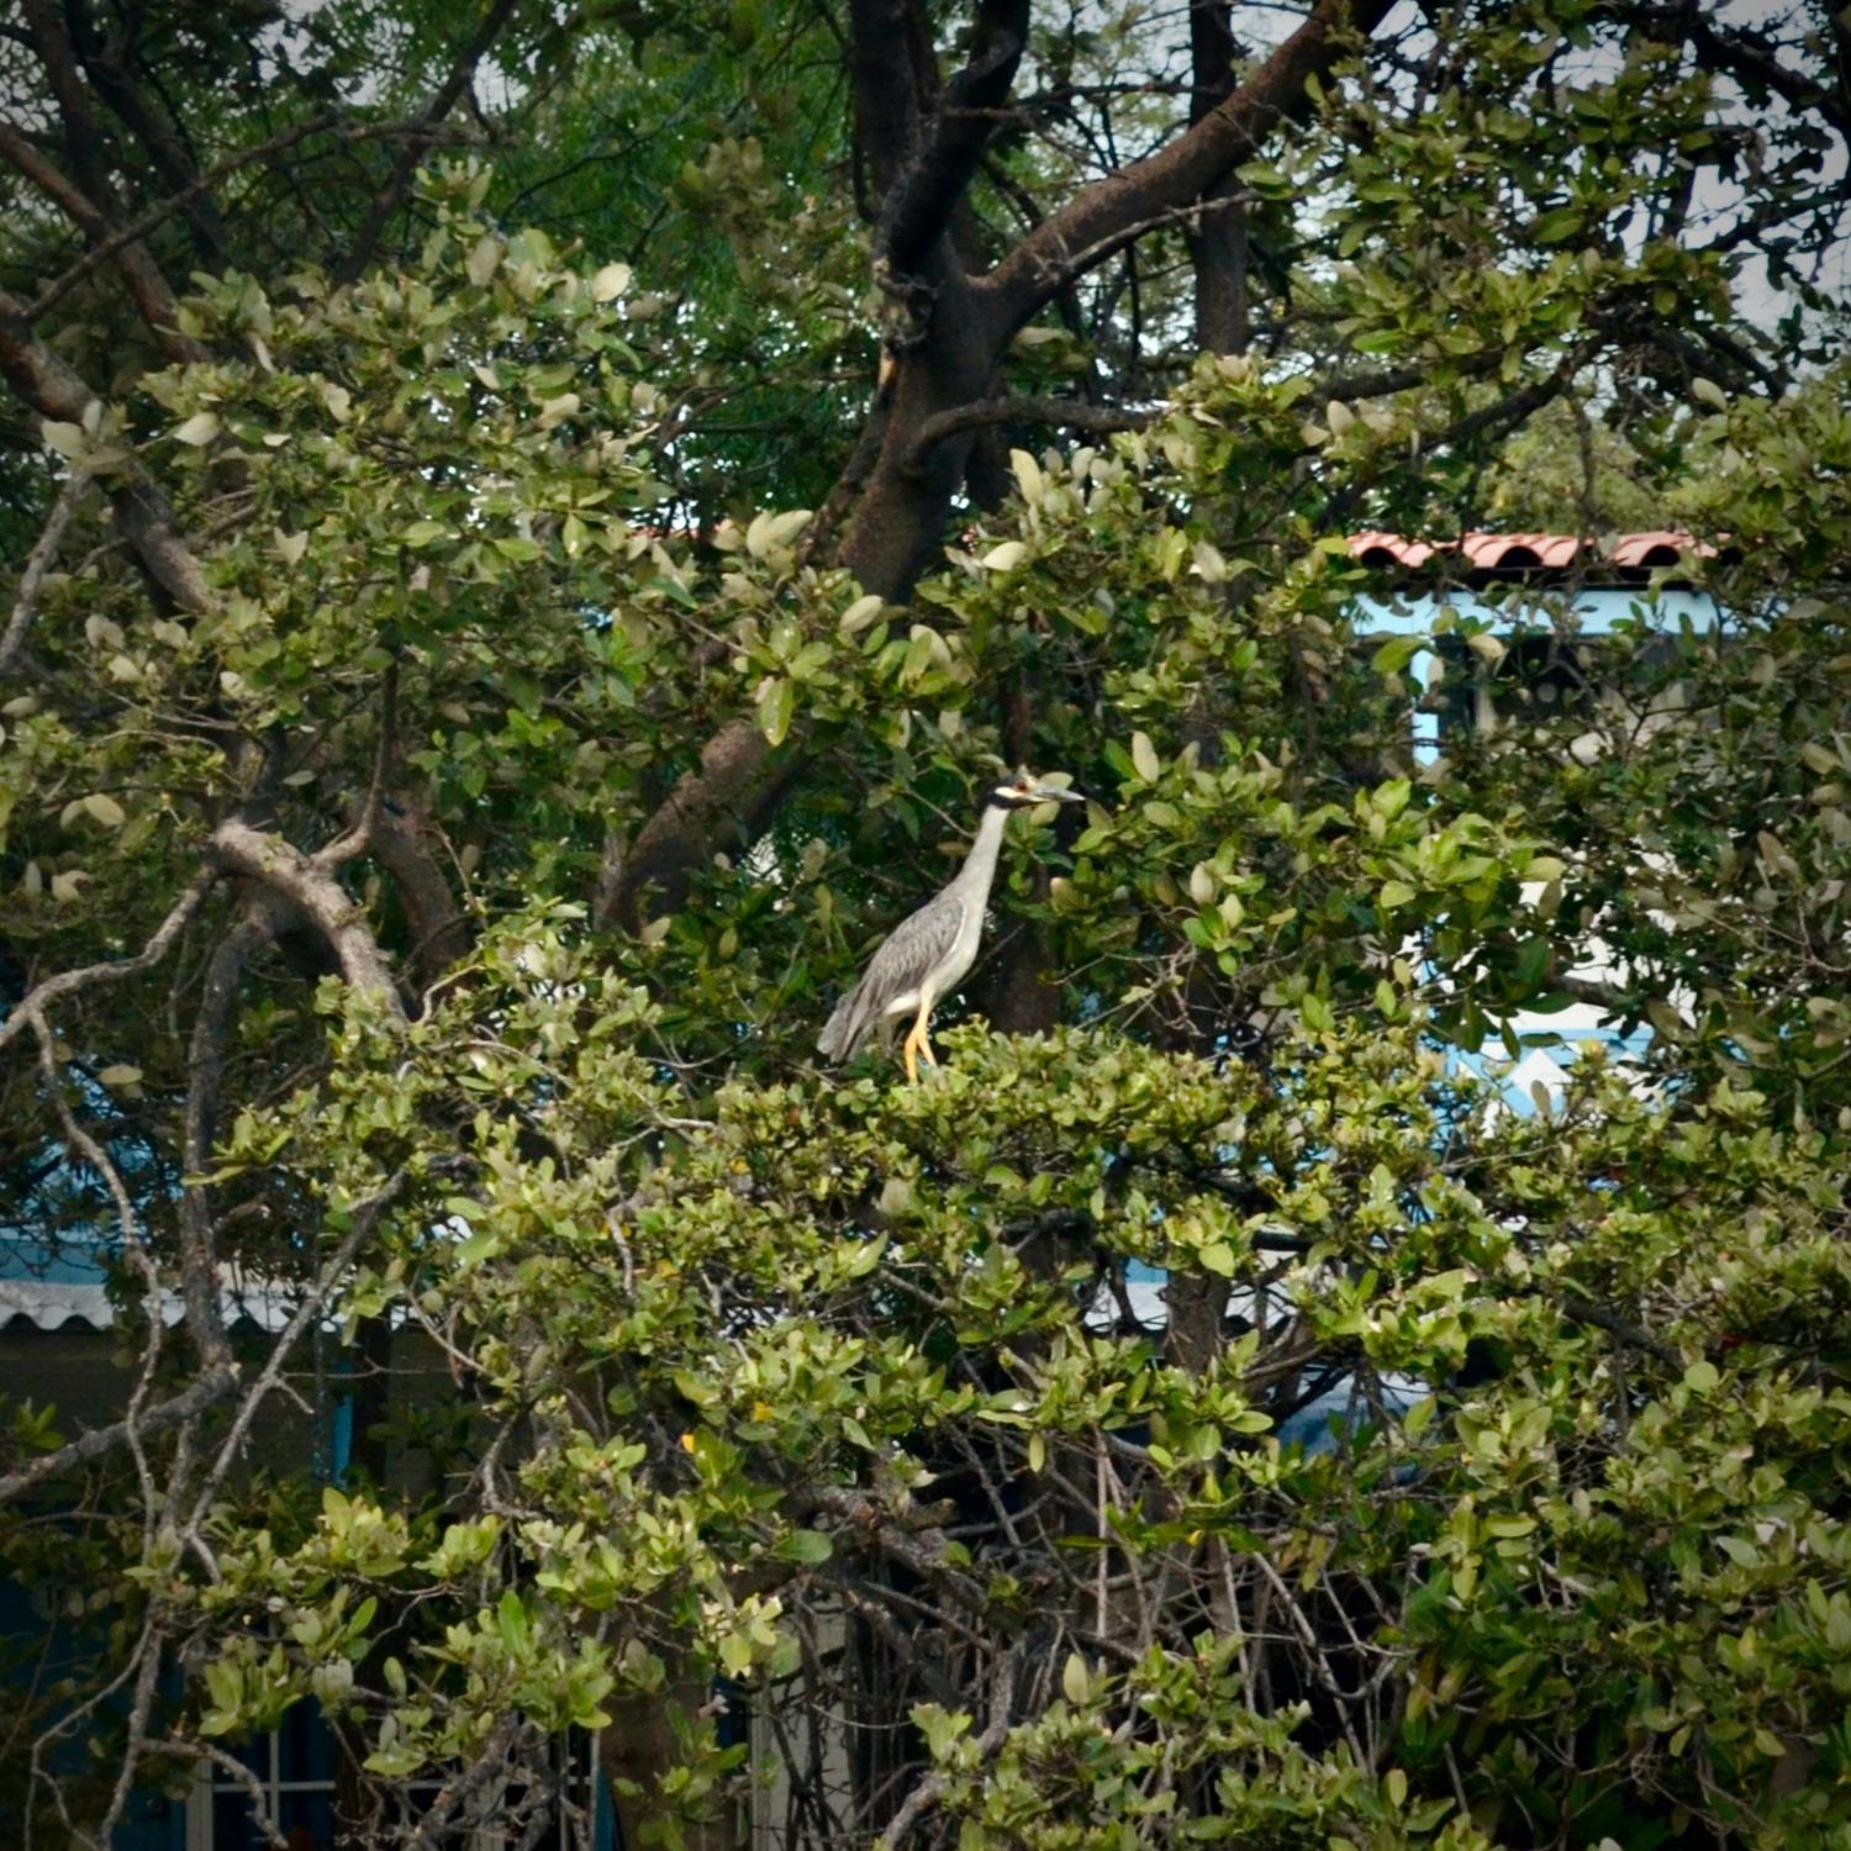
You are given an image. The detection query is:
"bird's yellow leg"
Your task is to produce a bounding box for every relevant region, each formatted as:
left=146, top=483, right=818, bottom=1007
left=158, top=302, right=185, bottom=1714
left=902, top=1000, right=935, bottom=1082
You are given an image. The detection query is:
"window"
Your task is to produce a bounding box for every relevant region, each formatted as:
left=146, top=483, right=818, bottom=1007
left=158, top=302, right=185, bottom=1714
left=188, top=1713, right=611, bottom=1850
left=188, top=1702, right=336, bottom=1850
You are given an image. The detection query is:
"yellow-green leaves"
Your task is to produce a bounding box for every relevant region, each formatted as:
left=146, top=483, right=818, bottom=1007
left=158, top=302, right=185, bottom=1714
left=757, top=676, right=794, bottom=746
left=590, top=261, right=633, bottom=302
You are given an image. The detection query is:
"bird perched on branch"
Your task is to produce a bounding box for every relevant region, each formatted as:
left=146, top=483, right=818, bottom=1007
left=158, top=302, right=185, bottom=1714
left=818, top=770, right=1085, bottom=1080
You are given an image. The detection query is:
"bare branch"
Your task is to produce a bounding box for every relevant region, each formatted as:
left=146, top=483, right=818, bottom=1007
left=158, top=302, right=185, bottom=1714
left=879, top=0, right=1032, bottom=280
left=0, top=867, right=218, bottom=1060
left=904, top=393, right=1155, bottom=470
left=319, top=657, right=400, bottom=869
left=179, top=913, right=272, bottom=1373
left=14, top=1, right=202, bottom=362
left=185, top=1172, right=409, bottom=1533
left=0, top=281, right=103, bottom=424
left=847, top=0, right=938, bottom=211
left=66, top=17, right=229, bottom=265
left=0, top=293, right=213, bottom=613
left=0, top=467, right=92, bottom=679
left=0, top=1364, right=238, bottom=1505
left=371, top=797, right=475, bottom=993
left=207, top=819, right=405, bottom=1015
left=984, top=0, right=1397, bottom=331
left=878, top=1646, right=1016, bottom=1848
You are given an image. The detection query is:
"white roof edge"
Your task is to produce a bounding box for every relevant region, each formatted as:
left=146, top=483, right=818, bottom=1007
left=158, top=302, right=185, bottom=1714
left=0, top=1277, right=301, bottom=1334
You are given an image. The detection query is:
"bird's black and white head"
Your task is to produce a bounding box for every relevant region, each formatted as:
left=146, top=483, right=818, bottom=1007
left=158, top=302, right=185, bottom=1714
left=985, top=768, right=1086, bottom=812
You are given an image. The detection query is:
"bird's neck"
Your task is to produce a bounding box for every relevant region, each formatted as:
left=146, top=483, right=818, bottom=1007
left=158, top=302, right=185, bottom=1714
left=952, top=801, right=1011, bottom=905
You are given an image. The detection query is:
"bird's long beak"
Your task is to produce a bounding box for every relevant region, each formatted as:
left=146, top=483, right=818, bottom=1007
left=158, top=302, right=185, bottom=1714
left=1031, top=783, right=1086, bottom=805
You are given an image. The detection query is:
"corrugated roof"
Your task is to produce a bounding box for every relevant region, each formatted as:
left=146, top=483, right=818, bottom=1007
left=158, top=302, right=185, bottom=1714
left=1349, top=530, right=1715, bottom=572
left=0, top=1277, right=300, bottom=1334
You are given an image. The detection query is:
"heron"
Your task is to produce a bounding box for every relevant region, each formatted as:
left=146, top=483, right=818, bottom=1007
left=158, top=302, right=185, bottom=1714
left=817, top=770, right=1086, bottom=1081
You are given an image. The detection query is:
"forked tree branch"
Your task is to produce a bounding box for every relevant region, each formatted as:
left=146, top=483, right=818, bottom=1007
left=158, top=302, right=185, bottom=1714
left=983, top=0, right=1396, bottom=331
left=14, top=0, right=203, bottom=363
left=879, top=0, right=1032, bottom=280
left=207, top=819, right=406, bottom=1015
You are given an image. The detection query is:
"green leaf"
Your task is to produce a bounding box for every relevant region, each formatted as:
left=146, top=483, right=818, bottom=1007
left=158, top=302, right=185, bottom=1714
left=1532, top=206, right=1585, bottom=244
left=773, top=1529, right=833, bottom=1566
left=496, top=1591, right=531, bottom=1656
left=1198, top=1240, right=1236, bottom=1277
left=757, top=676, right=795, bottom=747
left=1371, top=634, right=1424, bottom=675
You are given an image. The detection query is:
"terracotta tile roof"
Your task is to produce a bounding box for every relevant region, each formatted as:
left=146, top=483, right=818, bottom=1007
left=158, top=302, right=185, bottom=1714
left=1348, top=530, right=1716, bottom=572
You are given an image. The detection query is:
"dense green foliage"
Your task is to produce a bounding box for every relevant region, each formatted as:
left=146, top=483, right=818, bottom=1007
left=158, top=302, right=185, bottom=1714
left=3, top=1, right=1851, bottom=1847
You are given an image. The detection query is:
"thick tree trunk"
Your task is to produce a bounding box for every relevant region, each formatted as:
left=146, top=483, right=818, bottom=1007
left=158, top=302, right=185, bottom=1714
left=596, top=0, right=1398, bottom=925
left=1189, top=187, right=1251, bottom=356
left=1186, top=0, right=1251, bottom=357
left=838, top=271, right=1002, bottom=600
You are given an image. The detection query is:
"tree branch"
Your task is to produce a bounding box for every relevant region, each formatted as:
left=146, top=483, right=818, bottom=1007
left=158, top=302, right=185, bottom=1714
left=0, top=867, right=218, bottom=1060
left=0, top=1364, right=239, bottom=1505
left=1607, top=4, right=1850, bottom=145
left=594, top=716, right=802, bottom=930
left=179, top=912, right=272, bottom=1373
left=1187, top=0, right=1252, bottom=355
left=184, top=1172, right=408, bottom=1533
left=878, top=0, right=1032, bottom=280
left=14, top=0, right=202, bottom=363
left=903, top=394, right=1155, bottom=470
left=319, top=658, right=399, bottom=869
left=371, top=798, right=474, bottom=994
left=877, top=1646, right=1016, bottom=1849
left=984, top=0, right=1396, bottom=331
left=207, top=819, right=405, bottom=1015
left=0, top=285, right=213, bottom=614
left=803, top=1485, right=990, bottom=1614
left=335, top=0, right=524, bottom=286
left=67, top=16, right=229, bottom=265
left=0, top=466, right=91, bottom=679
left=847, top=0, right=938, bottom=212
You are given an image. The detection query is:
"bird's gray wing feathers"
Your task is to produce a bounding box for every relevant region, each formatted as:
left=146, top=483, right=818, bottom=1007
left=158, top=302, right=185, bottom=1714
left=817, top=895, right=964, bottom=1062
